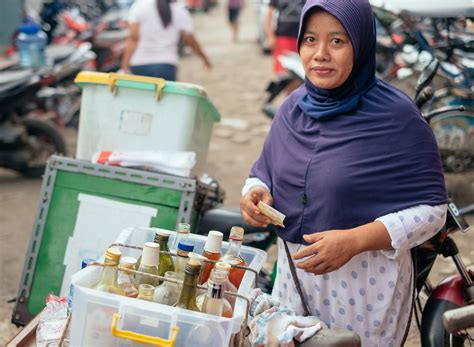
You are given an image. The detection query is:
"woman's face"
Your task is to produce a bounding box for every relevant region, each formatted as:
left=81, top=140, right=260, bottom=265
left=300, top=10, right=354, bottom=89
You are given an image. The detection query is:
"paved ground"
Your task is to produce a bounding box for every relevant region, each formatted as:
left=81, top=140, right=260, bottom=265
left=1, top=2, right=473, bottom=345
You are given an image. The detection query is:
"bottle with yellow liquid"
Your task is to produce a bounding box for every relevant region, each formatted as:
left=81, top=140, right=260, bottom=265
left=220, top=226, right=247, bottom=289
left=197, top=262, right=233, bottom=318
left=91, top=248, right=125, bottom=296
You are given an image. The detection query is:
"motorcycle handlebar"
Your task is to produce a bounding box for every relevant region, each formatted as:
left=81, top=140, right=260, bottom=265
left=443, top=305, right=474, bottom=333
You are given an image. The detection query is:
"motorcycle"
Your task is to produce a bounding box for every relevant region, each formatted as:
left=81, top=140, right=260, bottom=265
left=0, top=43, right=95, bottom=177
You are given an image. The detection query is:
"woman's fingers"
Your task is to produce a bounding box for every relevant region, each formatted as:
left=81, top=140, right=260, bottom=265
left=293, top=242, right=320, bottom=260
left=241, top=209, right=268, bottom=227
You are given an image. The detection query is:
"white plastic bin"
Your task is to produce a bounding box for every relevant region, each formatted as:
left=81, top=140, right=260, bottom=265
left=74, top=72, right=221, bottom=175
left=69, top=228, right=266, bottom=346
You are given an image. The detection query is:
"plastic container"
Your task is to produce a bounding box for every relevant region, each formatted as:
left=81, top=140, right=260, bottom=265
left=69, top=228, right=266, bottom=346
left=74, top=72, right=221, bottom=175
left=16, top=20, right=47, bottom=68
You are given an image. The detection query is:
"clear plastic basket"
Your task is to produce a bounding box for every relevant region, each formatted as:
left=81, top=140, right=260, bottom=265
left=69, top=228, right=266, bottom=346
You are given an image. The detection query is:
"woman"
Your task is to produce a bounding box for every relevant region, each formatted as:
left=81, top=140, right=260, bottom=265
left=240, top=1, right=448, bottom=346
left=121, top=0, right=211, bottom=81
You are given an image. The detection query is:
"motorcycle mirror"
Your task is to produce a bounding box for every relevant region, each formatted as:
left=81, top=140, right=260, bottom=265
left=415, top=58, right=439, bottom=98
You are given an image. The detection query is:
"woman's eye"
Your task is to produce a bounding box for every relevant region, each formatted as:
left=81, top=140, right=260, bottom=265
left=332, top=38, right=343, bottom=45
left=305, top=36, right=315, bottom=43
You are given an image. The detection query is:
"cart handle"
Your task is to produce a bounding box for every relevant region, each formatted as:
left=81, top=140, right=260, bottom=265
left=111, top=313, right=179, bottom=346
left=108, top=73, right=166, bottom=100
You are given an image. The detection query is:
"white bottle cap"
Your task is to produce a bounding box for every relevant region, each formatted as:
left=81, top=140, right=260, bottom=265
left=141, top=242, right=160, bottom=266
left=120, top=256, right=137, bottom=269
left=204, top=230, right=223, bottom=254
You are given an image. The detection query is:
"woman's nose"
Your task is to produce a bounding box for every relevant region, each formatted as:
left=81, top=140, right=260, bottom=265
left=313, top=43, right=330, bottom=61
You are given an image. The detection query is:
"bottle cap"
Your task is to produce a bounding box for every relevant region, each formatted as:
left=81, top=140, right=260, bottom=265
left=229, top=226, right=244, bottom=241
left=141, top=242, right=159, bottom=266
left=154, top=228, right=171, bottom=238
left=105, top=248, right=121, bottom=265
left=188, top=252, right=206, bottom=266
left=178, top=241, right=194, bottom=253
left=177, top=223, right=191, bottom=234
left=120, top=256, right=137, bottom=269
left=215, top=261, right=231, bottom=273
left=204, top=230, right=223, bottom=254
left=138, top=284, right=155, bottom=297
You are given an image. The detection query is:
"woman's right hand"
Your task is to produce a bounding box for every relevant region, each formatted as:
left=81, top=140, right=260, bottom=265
left=240, top=186, right=273, bottom=227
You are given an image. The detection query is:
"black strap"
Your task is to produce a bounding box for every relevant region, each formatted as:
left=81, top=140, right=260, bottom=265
left=283, top=239, right=311, bottom=316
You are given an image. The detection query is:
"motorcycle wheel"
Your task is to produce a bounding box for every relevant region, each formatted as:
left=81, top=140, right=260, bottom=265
left=19, top=118, right=67, bottom=177
left=421, top=297, right=467, bottom=347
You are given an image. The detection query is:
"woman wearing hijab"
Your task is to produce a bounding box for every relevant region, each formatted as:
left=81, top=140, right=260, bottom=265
left=121, top=0, right=211, bottom=81
left=240, top=0, right=448, bottom=345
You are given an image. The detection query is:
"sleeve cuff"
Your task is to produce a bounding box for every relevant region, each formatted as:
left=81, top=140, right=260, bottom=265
left=241, top=177, right=270, bottom=196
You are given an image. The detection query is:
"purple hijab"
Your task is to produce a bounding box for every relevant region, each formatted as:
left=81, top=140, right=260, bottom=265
left=249, top=0, right=447, bottom=244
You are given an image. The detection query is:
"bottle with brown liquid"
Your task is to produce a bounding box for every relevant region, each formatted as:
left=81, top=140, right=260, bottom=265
left=199, top=230, right=223, bottom=284
left=220, top=227, right=247, bottom=289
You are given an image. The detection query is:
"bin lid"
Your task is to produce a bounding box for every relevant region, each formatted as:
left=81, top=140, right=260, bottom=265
left=75, top=71, right=220, bottom=122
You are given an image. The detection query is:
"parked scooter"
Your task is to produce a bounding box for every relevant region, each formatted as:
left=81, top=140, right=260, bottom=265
left=0, top=42, right=94, bottom=177
left=0, top=68, right=67, bottom=177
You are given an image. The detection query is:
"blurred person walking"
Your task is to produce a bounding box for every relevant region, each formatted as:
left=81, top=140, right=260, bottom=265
left=121, top=0, right=211, bottom=81
left=265, top=0, right=305, bottom=89
left=227, top=0, right=244, bottom=42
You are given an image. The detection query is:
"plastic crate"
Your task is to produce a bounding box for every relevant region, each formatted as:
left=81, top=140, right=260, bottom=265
left=74, top=72, right=220, bottom=175
left=69, top=228, right=266, bottom=347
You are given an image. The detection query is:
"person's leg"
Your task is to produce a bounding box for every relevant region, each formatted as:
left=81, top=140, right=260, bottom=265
left=228, top=8, right=240, bottom=41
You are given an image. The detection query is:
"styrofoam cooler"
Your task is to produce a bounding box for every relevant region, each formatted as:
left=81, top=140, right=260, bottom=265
left=74, top=72, right=221, bottom=175
left=69, top=228, right=266, bottom=346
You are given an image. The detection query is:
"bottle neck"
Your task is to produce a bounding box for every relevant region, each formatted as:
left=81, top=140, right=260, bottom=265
left=154, top=237, right=170, bottom=252
left=99, top=264, right=119, bottom=286
left=225, top=238, right=243, bottom=258
left=177, top=268, right=199, bottom=305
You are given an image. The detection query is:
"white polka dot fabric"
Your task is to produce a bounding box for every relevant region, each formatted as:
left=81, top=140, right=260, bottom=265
left=272, top=204, right=447, bottom=346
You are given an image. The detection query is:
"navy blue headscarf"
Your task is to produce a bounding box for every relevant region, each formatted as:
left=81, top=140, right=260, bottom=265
left=249, top=0, right=448, bottom=244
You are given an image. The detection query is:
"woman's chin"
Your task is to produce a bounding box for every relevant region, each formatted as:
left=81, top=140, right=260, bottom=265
left=307, top=78, right=342, bottom=90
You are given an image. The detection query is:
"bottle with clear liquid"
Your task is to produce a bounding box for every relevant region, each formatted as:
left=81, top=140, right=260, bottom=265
left=153, top=271, right=180, bottom=306
left=171, top=223, right=191, bottom=252
left=199, top=230, right=223, bottom=285
left=134, top=242, right=160, bottom=287
left=154, top=229, right=175, bottom=276
left=197, top=264, right=233, bottom=318
left=175, top=241, right=194, bottom=282
left=16, top=19, right=47, bottom=68
left=220, top=226, right=247, bottom=289
left=201, top=261, right=237, bottom=308
left=174, top=255, right=202, bottom=312
left=91, top=248, right=125, bottom=296
left=137, top=284, right=155, bottom=301
left=118, top=256, right=138, bottom=298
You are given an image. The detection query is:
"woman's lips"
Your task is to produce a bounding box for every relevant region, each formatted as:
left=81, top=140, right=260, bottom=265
left=311, top=67, right=334, bottom=76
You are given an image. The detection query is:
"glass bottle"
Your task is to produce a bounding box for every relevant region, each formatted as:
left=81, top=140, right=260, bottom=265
left=175, top=241, right=194, bottom=283
left=170, top=222, right=191, bottom=252
left=153, top=271, right=180, bottom=306
left=174, top=255, right=202, bottom=312
left=134, top=242, right=160, bottom=287
left=210, top=261, right=237, bottom=308
left=154, top=229, right=175, bottom=277
left=199, top=230, right=223, bottom=285
left=91, top=248, right=125, bottom=296
left=220, top=226, right=248, bottom=289
left=197, top=264, right=233, bottom=318
left=118, top=256, right=138, bottom=298
left=137, top=284, right=155, bottom=301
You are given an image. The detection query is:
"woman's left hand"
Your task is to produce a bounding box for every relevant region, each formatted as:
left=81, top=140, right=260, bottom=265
left=293, top=229, right=358, bottom=275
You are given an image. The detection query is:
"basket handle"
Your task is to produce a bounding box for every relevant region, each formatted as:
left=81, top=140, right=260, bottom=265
left=110, top=313, right=179, bottom=346
left=108, top=73, right=166, bottom=100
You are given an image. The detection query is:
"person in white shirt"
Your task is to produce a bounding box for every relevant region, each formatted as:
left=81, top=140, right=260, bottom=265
left=121, top=0, right=211, bottom=80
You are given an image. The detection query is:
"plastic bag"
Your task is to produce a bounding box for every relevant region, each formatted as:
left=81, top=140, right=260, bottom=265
left=36, top=294, right=68, bottom=347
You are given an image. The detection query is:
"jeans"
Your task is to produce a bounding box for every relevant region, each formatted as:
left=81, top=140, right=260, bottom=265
left=130, top=63, right=177, bottom=81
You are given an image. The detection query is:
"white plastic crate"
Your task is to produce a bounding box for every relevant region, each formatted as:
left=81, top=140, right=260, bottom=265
left=74, top=72, right=221, bottom=175
left=69, top=228, right=266, bottom=346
